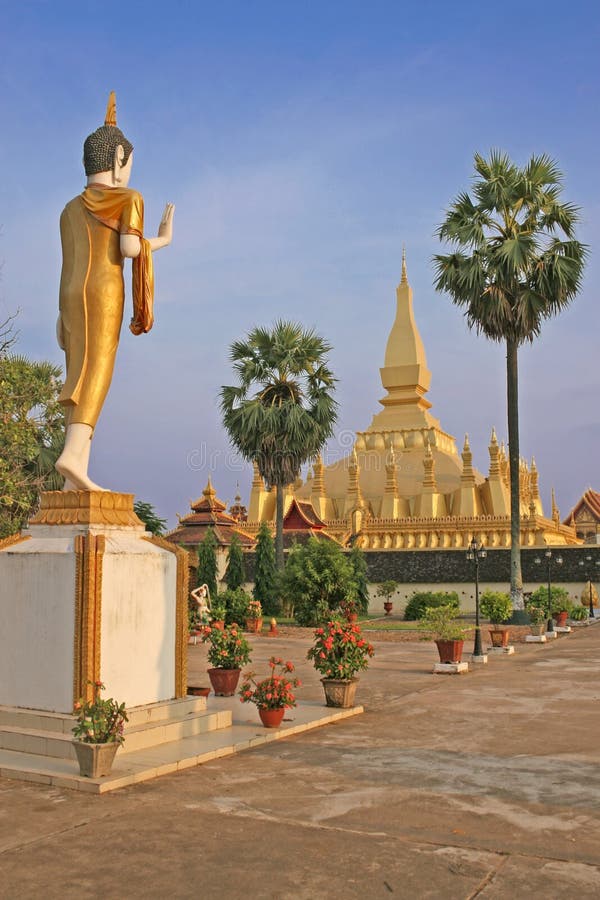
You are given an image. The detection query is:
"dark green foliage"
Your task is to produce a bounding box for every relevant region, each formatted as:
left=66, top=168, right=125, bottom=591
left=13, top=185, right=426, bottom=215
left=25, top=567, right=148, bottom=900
left=0, top=350, right=65, bottom=537
left=528, top=585, right=570, bottom=616
left=133, top=501, right=167, bottom=536
left=196, top=528, right=218, bottom=600
left=349, top=545, right=370, bottom=615
left=220, top=587, right=251, bottom=625
left=280, top=537, right=358, bottom=627
left=253, top=522, right=279, bottom=615
left=220, top=321, right=338, bottom=569
left=479, top=590, right=512, bottom=624
left=404, top=591, right=460, bottom=621
left=435, top=151, right=586, bottom=608
left=224, top=533, right=246, bottom=590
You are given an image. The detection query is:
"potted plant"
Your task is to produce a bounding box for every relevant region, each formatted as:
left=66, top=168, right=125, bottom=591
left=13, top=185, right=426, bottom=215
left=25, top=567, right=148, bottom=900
left=245, top=599, right=263, bottom=633
left=376, top=580, right=397, bottom=616
left=307, top=620, right=374, bottom=708
left=202, top=623, right=252, bottom=695
left=569, top=605, right=588, bottom=623
left=422, top=604, right=468, bottom=663
left=527, top=605, right=547, bottom=636
left=239, top=656, right=301, bottom=728
left=340, top=597, right=359, bottom=623
left=480, top=590, right=512, bottom=648
left=210, top=602, right=226, bottom=629
left=71, top=680, right=128, bottom=777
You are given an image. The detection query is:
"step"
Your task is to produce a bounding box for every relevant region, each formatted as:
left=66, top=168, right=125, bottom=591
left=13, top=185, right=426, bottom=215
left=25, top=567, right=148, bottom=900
left=0, top=705, right=74, bottom=735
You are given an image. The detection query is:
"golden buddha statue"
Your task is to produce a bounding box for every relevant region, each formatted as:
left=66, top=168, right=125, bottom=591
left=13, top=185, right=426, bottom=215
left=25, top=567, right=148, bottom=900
left=55, top=92, right=175, bottom=491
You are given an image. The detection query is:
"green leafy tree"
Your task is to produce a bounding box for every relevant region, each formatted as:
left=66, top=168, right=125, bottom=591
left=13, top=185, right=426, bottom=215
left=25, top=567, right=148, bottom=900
left=224, top=532, right=246, bottom=590
left=280, top=537, right=358, bottom=626
left=220, top=321, right=338, bottom=570
left=435, top=151, right=586, bottom=610
left=349, top=545, right=370, bottom=615
left=133, top=500, right=167, bottom=536
left=253, top=522, right=279, bottom=615
left=196, top=527, right=218, bottom=600
left=0, top=351, right=65, bottom=537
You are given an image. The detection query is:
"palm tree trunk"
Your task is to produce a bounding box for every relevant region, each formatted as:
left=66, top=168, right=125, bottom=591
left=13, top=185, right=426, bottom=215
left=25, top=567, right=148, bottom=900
left=275, top=481, right=285, bottom=570
left=506, top=337, right=524, bottom=610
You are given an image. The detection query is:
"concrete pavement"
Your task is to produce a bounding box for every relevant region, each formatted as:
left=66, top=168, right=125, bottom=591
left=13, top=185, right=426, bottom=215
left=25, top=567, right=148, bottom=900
left=1, top=625, right=599, bottom=898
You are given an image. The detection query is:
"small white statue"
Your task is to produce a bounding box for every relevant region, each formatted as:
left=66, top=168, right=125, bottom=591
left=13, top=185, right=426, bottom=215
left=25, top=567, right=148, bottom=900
left=190, top=583, right=211, bottom=620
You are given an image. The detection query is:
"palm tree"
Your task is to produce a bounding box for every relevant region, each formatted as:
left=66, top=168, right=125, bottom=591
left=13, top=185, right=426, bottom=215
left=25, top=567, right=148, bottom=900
left=220, top=321, right=337, bottom=569
left=434, top=151, right=586, bottom=611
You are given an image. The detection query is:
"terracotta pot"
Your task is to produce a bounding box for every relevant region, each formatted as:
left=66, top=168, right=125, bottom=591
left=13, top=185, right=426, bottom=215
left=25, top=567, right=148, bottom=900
left=245, top=617, right=263, bottom=633
left=554, top=611, right=568, bottom=627
left=435, top=639, right=464, bottom=664
left=383, top=602, right=393, bottom=616
left=489, top=627, right=510, bottom=648
left=187, top=685, right=211, bottom=697
left=258, top=707, right=285, bottom=728
left=207, top=667, right=241, bottom=696
left=73, top=740, right=119, bottom=778
left=321, top=677, right=359, bottom=708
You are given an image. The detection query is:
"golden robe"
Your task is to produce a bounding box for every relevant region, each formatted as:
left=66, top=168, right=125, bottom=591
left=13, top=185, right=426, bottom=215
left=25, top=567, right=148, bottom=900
left=58, top=185, right=153, bottom=428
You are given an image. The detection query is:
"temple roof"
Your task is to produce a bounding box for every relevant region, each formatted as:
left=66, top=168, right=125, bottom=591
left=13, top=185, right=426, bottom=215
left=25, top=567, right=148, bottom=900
left=564, top=489, right=600, bottom=526
left=281, top=497, right=340, bottom=546
left=166, top=477, right=255, bottom=549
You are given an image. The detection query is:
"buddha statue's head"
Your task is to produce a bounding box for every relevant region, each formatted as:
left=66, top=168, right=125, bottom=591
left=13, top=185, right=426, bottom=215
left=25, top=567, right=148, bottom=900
left=83, top=92, right=133, bottom=179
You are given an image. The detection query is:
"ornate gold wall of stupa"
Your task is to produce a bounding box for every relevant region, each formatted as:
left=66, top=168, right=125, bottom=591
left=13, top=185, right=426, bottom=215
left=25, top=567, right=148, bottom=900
left=240, top=252, right=579, bottom=550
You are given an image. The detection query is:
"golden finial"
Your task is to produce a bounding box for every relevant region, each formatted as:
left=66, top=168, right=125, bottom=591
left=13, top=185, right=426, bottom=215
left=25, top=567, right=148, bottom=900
left=105, top=91, right=117, bottom=127
left=490, top=426, right=497, bottom=445
left=401, top=245, right=408, bottom=284
left=463, top=433, right=470, bottom=451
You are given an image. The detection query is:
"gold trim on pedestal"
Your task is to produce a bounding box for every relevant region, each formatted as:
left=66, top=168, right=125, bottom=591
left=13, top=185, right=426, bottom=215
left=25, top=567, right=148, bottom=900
left=30, top=491, right=144, bottom=527
left=143, top=535, right=189, bottom=699
left=0, top=534, right=31, bottom=551
left=73, top=534, right=105, bottom=705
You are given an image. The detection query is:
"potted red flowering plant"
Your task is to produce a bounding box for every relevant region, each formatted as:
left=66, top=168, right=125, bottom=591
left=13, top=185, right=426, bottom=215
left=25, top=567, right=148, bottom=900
left=245, top=599, right=263, bottom=633
left=71, top=680, right=128, bottom=777
left=202, top=623, right=252, bottom=695
left=307, top=620, right=374, bottom=708
left=239, top=656, right=301, bottom=728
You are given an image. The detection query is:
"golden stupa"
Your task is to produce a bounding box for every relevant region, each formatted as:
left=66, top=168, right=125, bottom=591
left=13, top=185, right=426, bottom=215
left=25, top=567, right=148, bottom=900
left=241, top=252, right=579, bottom=551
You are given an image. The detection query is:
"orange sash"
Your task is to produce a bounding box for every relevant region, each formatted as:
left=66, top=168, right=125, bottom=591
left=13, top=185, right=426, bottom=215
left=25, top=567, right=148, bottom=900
left=80, top=185, right=154, bottom=334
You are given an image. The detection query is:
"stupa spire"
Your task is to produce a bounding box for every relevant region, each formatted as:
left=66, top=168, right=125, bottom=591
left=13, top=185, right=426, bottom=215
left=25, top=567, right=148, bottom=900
left=401, top=244, right=408, bottom=284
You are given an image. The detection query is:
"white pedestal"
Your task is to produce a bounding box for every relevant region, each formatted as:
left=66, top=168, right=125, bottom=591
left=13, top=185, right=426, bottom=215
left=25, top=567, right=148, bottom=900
left=488, top=645, right=515, bottom=655
left=433, top=662, right=469, bottom=674
left=554, top=625, right=572, bottom=633
left=471, top=654, right=488, bottom=664
left=545, top=631, right=558, bottom=639
left=0, top=492, right=187, bottom=713
left=525, top=634, right=547, bottom=643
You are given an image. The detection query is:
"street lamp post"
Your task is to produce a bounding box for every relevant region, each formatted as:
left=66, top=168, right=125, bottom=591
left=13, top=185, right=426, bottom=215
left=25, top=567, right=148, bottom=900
left=467, top=537, right=487, bottom=661
left=578, top=555, right=600, bottom=618
left=534, top=549, right=563, bottom=633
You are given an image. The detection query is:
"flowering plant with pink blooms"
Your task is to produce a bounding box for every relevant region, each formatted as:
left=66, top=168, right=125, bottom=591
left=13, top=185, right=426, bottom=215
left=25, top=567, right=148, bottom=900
left=202, top=623, right=252, bottom=669
left=72, top=681, right=128, bottom=744
left=239, top=657, right=301, bottom=709
left=307, top=620, right=375, bottom=680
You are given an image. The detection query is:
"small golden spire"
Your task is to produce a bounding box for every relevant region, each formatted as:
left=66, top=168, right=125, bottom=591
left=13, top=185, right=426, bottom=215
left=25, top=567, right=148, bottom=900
left=401, top=245, right=408, bottom=284
left=490, top=426, right=497, bottom=445
left=104, top=91, right=117, bottom=127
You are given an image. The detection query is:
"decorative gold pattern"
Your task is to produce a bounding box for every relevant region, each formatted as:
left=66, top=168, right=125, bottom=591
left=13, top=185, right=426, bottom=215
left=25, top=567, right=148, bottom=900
left=73, top=534, right=105, bottom=705
left=0, top=533, right=31, bottom=551
left=30, top=491, right=144, bottom=527
left=143, top=535, right=188, bottom=699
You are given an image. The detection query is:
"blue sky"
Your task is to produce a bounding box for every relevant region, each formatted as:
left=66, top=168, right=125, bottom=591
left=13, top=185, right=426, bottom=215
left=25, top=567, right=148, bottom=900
left=2, top=0, right=599, bottom=526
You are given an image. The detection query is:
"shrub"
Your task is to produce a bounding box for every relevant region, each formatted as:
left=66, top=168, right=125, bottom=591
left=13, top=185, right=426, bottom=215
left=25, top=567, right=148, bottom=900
left=224, top=533, right=246, bottom=590
left=253, top=522, right=279, bottom=616
left=220, top=587, right=252, bottom=625
left=480, top=590, right=512, bottom=624
left=421, top=605, right=467, bottom=641
left=404, top=591, right=460, bottom=621
left=528, top=585, right=570, bottom=616
left=196, top=528, right=218, bottom=600
left=569, top=605, right=588, bottom=621
left=280, top=537, right=358, bottom=627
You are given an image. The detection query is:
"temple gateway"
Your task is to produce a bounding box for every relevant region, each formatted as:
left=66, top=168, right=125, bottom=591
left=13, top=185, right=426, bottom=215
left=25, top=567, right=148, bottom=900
left=238, top=253, right=579, bottom=550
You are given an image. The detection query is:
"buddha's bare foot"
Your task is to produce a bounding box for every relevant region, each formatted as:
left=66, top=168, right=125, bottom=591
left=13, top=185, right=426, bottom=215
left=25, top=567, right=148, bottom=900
left=55, top=456, right=107, bottom=492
